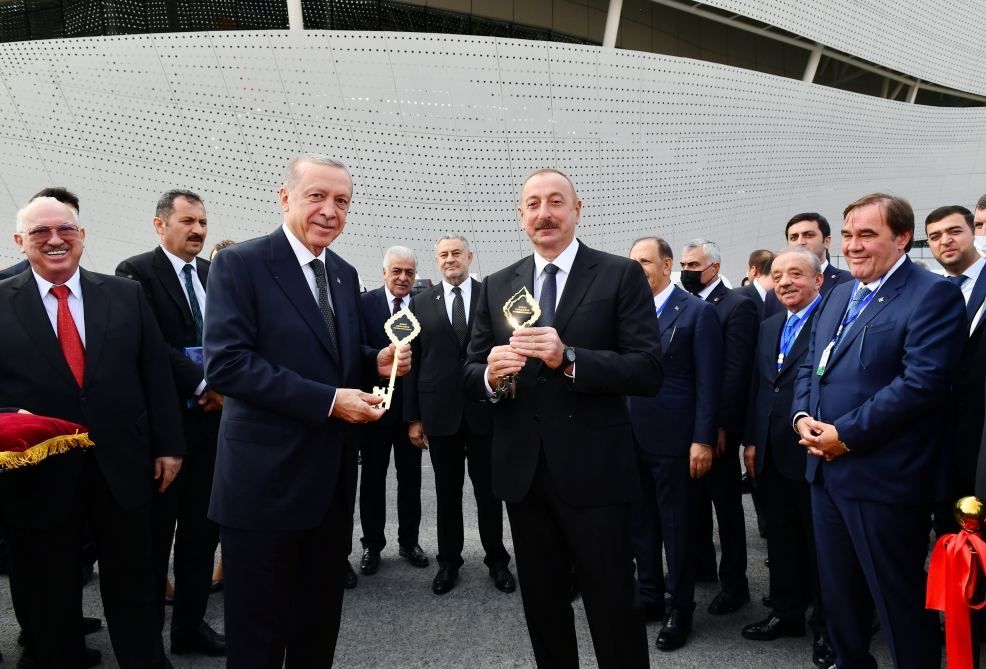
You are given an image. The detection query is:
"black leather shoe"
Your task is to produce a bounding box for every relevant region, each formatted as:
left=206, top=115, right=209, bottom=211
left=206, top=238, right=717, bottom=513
left=360, top=547, right=381, bottom=575
left=742, top=615, right=806, bottom=640
left=812, top=632, right=837, bottom=669
left=399, top=543, right=429, bottom=568
left=489, top=565, right=516, bottom=593
left=656, top=608, right=693, bottom=651
left=708, top=588, right=750, bottom=615
left=343, top=561, right=358, bottom=589
left=171, top=622, right=227, bottom=657
left=432, top=566, right=459, bottom=595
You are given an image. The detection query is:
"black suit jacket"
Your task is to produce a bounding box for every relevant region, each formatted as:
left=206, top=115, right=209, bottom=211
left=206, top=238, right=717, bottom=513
left=950, top=270, right=986, bottom=497
left=204, top=228, right=378, bottom=530
left=464, top=243, right=663, bottom=507
left=404, top=279, right=493, bottom=437
left=745, top=305, right=819, bottom=480
left=116, top=247, right=211, bottom=401
left=737, top=283, right=766, bottom=319
left=704, top=281, right=759, bottom=439
left=359, top=287, right=407, bottom=427
left=0, top=259, right=29, bottom=280
left=0, top=268, right=185, bottom=527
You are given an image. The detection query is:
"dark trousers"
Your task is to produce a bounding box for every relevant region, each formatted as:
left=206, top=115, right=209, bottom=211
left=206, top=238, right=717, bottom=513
left=151, top=412, right=220, bottom=638
left=221, top=494, right=350, bottom=669
left=506, top=453, right=649, bottom=669
left=359, top=421, right=421, bottom=551
left=759, top=456, right=823, bottom=630
left=812, top=481, right=940, bottom=669
left=695, top=442, right=748, bottom=594
left=631, top=452, right=697, bottom=612
left=429, top=428, right=509, bottom=569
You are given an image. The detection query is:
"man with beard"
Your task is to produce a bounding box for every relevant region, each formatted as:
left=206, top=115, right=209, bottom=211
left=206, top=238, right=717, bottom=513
left=116, top=189, right=226, bottom=656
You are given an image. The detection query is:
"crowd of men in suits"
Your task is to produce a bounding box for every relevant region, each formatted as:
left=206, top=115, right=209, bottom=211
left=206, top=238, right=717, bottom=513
left=1, top=156, right=985, bottom=669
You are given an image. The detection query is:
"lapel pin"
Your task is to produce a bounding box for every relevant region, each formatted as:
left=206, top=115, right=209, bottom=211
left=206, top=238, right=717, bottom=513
left=674, top=305, right=680, bottom=311
left=336, top=277, right=342, bottom=284
left=878, top=297, right=884, bottom=302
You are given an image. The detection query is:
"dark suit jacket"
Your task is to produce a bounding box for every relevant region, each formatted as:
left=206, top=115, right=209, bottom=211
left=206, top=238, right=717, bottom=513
left=359, top=287, right=407, bottom=427
left=0, top=268, right=184, bottom=527
left=737, top=282, right=766, bottom=319
left=204, top=228, right=378, bottom=530
left=745, top=305, right=819, bottom=480
left=404, top=279, right=493, bottom=437
left=763, top=264, right=852, bottom=319
left=793, top=257, right=966, bottom=504
left=116, top=247, right=211, bottom=401
left=630, top=286, right=721, bottom=457
left=705, top=281, right=759, bottom=439
left=949, top=269, right=986, bottom=497
left=0, top=259, right=29, bottom=280
left=464, top=243, right=663, bottom=507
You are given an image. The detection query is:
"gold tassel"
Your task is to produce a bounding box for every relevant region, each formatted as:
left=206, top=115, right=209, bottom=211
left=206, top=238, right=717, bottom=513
left=0, top=431, right=94, bottom=471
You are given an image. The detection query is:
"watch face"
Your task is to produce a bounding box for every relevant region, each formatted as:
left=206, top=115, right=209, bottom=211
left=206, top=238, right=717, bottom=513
left=565, top=347, right=576, bottom=363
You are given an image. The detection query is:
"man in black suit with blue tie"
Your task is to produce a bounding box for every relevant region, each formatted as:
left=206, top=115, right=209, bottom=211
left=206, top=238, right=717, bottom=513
left=794, top=193, right=966, bottom=669
left=628, top=237, right=722, bottom=652
left=924, top=205, right=986, bottom=533
left=357, top=246, right=429, bottom=575
left=405, top=234, right=514, bottom=595
left=204, top=154, right=410, bottom=668
left=740, top=246, right=833, bottom=669
left=116, top=189, right=226, bottom=656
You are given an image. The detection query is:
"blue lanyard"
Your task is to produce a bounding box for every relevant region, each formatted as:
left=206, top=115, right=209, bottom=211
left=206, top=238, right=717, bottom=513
left=777, top=296, right=821, bottom=369
left=655, top=293, right=672, bottom=319
left=831, top=280, right=880, bottom=348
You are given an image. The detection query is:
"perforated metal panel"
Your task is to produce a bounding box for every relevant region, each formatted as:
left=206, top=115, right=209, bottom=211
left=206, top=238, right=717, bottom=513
left=698, top=0, right=986, bottom=97
left=0, top=31, right=984, bottom=284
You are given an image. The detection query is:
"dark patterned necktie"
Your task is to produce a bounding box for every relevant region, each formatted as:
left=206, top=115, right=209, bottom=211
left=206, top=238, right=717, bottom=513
left=451, top=286, right=467, bottom=343
left=539, top=264, right=558, bottom=327
left=182, top=264, right=204, bottom=344
left=393, top=296, right=403, bottom=316
left=310, top=259, right=339, bottom=355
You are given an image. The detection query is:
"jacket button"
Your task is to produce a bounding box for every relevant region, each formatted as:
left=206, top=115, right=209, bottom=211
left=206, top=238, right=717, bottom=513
left=537, top=376, right=546, bottom=384
left=773, top=387, right=780, bottom=393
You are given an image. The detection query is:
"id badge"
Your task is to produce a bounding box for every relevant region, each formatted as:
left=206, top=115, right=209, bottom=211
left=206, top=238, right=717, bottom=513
left=816, top=342, right=834, bottom=376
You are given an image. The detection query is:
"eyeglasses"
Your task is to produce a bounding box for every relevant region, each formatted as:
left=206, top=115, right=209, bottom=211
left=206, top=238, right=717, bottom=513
left=21, top=224, right=81, bottom=241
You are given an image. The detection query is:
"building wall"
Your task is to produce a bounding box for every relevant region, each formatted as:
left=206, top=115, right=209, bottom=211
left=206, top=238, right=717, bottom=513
left=0, top=31, right=982, bottom=285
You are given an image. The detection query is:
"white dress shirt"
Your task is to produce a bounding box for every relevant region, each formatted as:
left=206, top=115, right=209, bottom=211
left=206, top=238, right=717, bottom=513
left=442, top=278, right=472, bottom=325
left=533, top=238, right=579, bottom=308
left=160, top=246, right=208, bottom=397
left=652, top=282, right=675, bottom=315
left=383, top=286, right=410, bottom=314
left=951, top=254, right=986, bottom=334
left=34, top=268, right=86, bottom=347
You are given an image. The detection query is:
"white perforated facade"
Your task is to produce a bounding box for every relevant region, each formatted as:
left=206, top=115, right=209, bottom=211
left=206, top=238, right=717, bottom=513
left=0, top=31, right=983, bottom=284
left=698, top=0, right=986, bottom=97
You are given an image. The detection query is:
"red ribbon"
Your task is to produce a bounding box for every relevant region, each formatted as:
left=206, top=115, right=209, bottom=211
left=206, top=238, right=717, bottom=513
left=927, top=531, right=986, bottom=669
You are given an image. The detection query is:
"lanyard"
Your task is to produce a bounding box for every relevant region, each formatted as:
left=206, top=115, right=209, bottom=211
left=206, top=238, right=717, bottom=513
left=831, top=280, right=880, bottom=349
left=777, top=295, right=821, bottom=370
left=655, top=293, right=673, bottom=319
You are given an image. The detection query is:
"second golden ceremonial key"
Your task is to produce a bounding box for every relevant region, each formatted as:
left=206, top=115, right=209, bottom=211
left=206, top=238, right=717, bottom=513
left=499, top=287, right=542, bottom=399
left=372, top=307, right=422, bottom=410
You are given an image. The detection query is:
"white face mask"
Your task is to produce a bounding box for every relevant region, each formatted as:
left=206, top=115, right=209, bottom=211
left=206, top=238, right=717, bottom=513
left=974, top=236, right=986, bottom=255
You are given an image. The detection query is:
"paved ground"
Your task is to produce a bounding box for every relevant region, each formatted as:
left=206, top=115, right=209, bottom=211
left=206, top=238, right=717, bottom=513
left=0, top=458, right=905, bottom=668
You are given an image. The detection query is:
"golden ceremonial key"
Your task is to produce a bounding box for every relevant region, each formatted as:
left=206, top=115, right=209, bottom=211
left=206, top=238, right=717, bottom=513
left=372, top=307, right=421, bottom=410
left=499, top=287, right=542, bottom=399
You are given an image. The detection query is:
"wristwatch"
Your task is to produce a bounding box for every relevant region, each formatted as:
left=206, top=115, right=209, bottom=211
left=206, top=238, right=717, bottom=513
left=564, top=346, right=576, bottom=365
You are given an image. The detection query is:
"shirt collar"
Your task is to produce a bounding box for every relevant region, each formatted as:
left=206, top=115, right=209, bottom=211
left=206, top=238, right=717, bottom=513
left=698, top=276, right=722, bottom=300
left=160, top=245, right=197, bottom=276
left=281, top=223, right=326, bottom=267
left=820, top=259, right=830, bottom=273
left=957, top=253, right=985, bottom=283
left=534, top=238, right=579, bottom=277
left=34, top=267, right=82, bottom=299
left=653, top=282, right=675, bottom=308
left=753, top=280, right=767, bottom=301
left=788, top=293, right=822, bottom=319
left=862, top=253, right=907, bottom=292
left=384, top=286, right=409, bottom=308
left=443, top=278, right=471, bottom=299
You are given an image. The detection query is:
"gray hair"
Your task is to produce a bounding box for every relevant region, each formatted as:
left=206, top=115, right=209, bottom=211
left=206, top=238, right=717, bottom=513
left=284, top=154, right=351, bottom=190
left=681, top=239, right=721, bottom=264
left=434, top=234, right=470, bottom=253
left=773, top=245, right=822, bottom=275
left=382, top=245, right=417, bottom=269
left=977, top=194, right=986, bottom=211
left=16, top=196, right=80, bottom=233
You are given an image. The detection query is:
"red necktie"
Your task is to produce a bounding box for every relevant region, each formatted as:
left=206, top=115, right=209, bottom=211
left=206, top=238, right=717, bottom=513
left=50, top=285, right=85, bottom=387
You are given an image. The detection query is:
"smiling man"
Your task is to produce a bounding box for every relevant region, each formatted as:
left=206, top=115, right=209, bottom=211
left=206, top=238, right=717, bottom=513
left=203, top=154, right=410, bottom=668
left=793, top=193, right=966, bottom=669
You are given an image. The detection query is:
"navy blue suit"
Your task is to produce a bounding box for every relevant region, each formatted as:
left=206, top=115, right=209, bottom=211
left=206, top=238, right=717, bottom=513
left=204, top=227, right=378, bottom=668
left=630, top=286, right=722, bottom=612
left=746, top=305, right=824, bottom=629
left=793, top=257, right=965, bottom=669
left=356, top=287, right=422, bottom=553
left=0, top=258, right=29, bottom=279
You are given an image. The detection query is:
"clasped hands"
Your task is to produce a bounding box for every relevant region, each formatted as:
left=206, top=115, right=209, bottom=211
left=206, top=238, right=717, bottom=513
left=485, top=326, right=565, bottom=389
left=331, top=344, right=411, bottom=425
left=796, top=417, right=848, bottom=462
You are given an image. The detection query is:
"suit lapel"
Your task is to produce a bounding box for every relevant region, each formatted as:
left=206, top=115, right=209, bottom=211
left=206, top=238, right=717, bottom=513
left=706, top=281, right=726, bottom=306
left=325, top=250, right=354, bottom=375
left=658, top=288, right=685, bottom=333
left=828, top=262, right=909, bottom=368
left=968, top=268, right=986, bottom=332
left=265, top=229, right=339, bottom=364
left=152, top=247, right=194, bottom=323
left=79, top=270, right=108, bottom=391
left=553, top=244, right=597, bottom=337
left=9, top=271, right=77, bottom=388
left=429, top=284, right=461, bottom=349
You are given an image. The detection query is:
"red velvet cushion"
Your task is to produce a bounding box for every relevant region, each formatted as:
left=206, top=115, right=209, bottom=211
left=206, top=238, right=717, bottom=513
left=0, top=412, right=92, bottom=470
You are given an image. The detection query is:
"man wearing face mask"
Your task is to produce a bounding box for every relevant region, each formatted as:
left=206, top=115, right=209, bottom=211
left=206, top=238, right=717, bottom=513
left=679, top=239, right=758, bottom=616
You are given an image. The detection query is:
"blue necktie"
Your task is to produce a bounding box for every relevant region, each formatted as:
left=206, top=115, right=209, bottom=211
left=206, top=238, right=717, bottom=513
left=539, top=264, right=558, bottom=327
left=833, top=284, right=871, bottom=351
left=949, top=274, right=968, bottom=287
left=777, top=313, right=800, bottom=370
left=182, top=264, right=204, bottom=344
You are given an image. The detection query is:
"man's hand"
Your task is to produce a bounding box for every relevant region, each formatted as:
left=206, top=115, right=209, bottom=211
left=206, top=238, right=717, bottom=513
left=486, top=344, right=527, bottom=389
left=408, top=420, right=429, bottom=450
left=197, top=390, right=224, bottom=413
left=689, top=443, right=713, bottom=478
left=715, top=427, right=727, bottom=459
left=797, top=417, right=848, bottom=461
left=509, top=327, right=565, bottom=369
left=743, top=445, right=756, bottom=478
left=377, top=344, right=411, bottom=378
left=331, top=388, right=385, bottom=424
left=154, top=456, right=182, bottom=493
left=16, top=409, right=31, bottom=414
